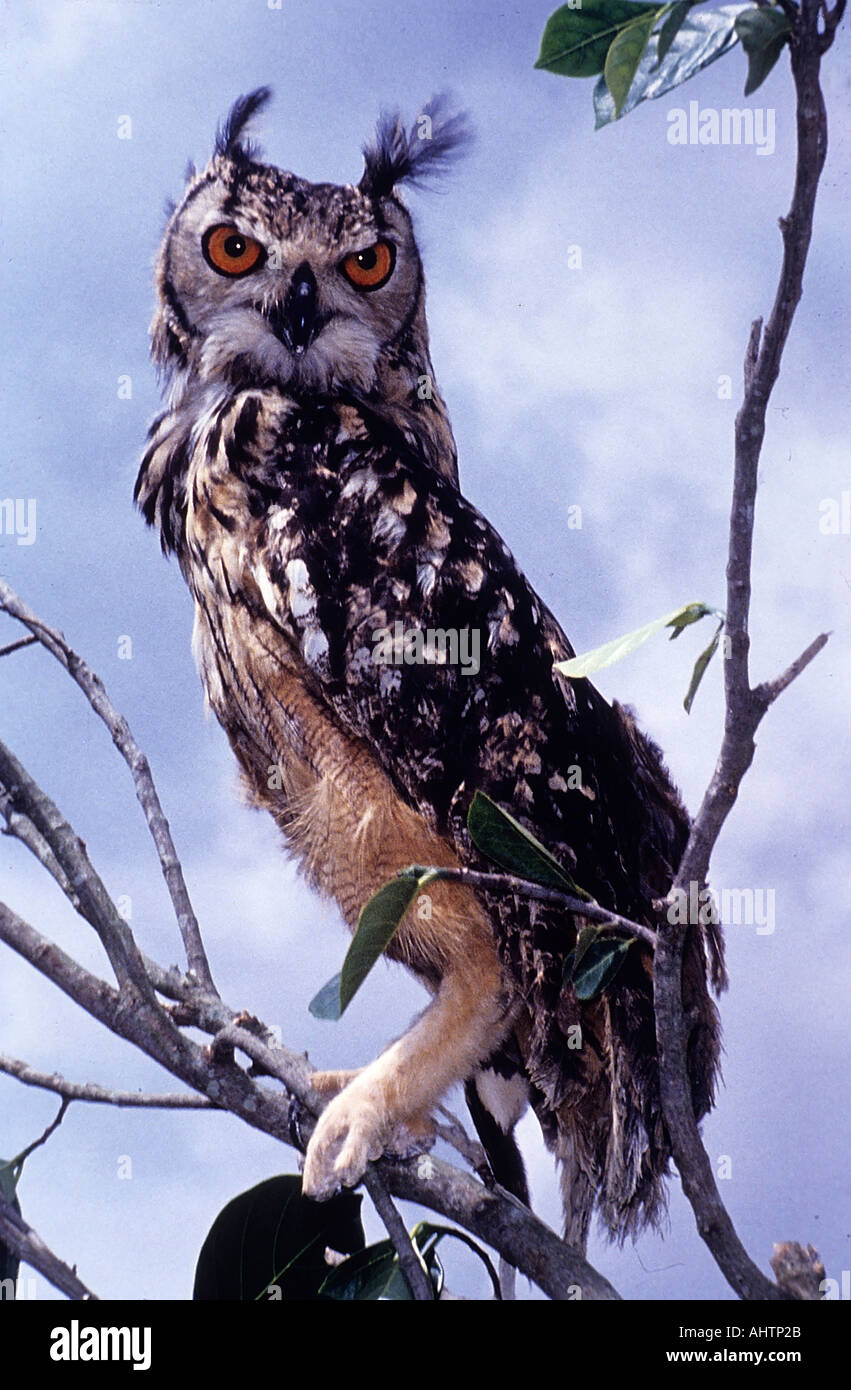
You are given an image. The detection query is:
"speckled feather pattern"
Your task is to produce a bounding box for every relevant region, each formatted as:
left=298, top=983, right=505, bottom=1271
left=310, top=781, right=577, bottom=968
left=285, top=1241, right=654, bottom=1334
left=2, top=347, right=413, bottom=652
left=138, top=380, right=724, bottom=1243
left=137, top=97, right=724, bottom=1241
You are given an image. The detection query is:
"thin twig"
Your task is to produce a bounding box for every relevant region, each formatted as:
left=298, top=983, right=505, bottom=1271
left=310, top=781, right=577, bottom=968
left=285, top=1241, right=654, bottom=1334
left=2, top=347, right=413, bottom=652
left=403, top=865, right=657, bottom=946
left=0, top=737, right=165, bottom=1008
left=362, top=1171, right=435, bottom=1300
left=754, top=632, right=830, bottom=706
left=0, top=634, right=38, bottom=659
left=435, top=1104, right=490, bottom=1174
left=818, top=0, right=846, bottom=51
left=0, top=1054, right=215, bottom=1109
left=0, top=576, right=215, bottom=994
left=3, top=1098, right=70, bottom=1176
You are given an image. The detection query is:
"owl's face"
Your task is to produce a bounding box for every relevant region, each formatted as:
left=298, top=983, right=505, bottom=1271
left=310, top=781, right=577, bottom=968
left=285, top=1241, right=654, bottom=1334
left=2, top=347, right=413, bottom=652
left=156, top=157, right=423, bottom=397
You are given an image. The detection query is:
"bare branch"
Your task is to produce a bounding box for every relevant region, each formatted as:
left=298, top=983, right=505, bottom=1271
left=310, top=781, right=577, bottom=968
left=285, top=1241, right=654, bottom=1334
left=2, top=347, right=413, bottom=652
left=3, top=1099, right=70, bottom=1175
left=435, top=1104, right=490, bottom=1175
left=0, top=634, right=38, bottom=659
left=754, top=631, right=831, bottom=707
left=0, top=891, right=620, bottom=1298
left=361, top=1171, right=436, bottom=1300
left=0, top=1193, right=98, bottom=1300
left=0, top=576, right=215, bottom=994
left=0, top=1053, right=215, bottom=1110
left=382, top=1152, right=618, bottom=1301
left=819, top=0, right=846, bottom=51
left=653, top=0, right=834, bottom=1302
left=0, top=736, right=166, bottom=1009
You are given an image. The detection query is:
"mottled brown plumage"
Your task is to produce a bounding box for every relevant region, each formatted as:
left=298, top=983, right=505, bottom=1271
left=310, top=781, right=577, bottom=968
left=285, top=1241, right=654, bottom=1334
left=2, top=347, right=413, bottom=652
left=137, top=90, right=725, bottom=1249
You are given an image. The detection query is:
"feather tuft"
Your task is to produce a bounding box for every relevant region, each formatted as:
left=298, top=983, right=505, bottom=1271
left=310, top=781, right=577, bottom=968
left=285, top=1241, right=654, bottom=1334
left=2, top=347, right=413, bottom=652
left=214, top=87, right=273, bottom=163
left=360, top=94, right=473, bottom=199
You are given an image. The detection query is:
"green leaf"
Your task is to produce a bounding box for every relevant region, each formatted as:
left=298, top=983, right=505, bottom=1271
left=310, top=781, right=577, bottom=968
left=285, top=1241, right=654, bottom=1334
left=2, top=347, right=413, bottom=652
left=571, top=937, right=634, bottom=1000
left=308, top=971, right=343, bottom=1020
left=593, top=3, right=750, bottom=127
left=561, top=922, right=602, bottom=986
left=655, top=0, right=693, bottom=66
left=322, top=1222, right=493, bottom=1301
left=467, top=791, right=591, bottom=900
left=0, top=1160, right=19, bottom=1203
left=343, top=874, right=433, bottom=1011
left=309, top=871, right=436, bottom=1020
left=0, top=1160, right=21, bottom=1292
left=683, top=618, right=724, bottom=713
left=605, top=10, right=659, bottom=115
left=319, top=1239, right=422, bottom=1301
left=412, top=1222, right=502, bottom=1299
left=735, top=7, right=793, bottom=96
left=536, top=0, right=663, bottom=79
left=193, top=1175, right=365, bottom=1301
left=412, top=1225, right=445, bottom=1298
left=555, top=601, right=713, bottom=679
left=574, top=923, right=602, bottom=970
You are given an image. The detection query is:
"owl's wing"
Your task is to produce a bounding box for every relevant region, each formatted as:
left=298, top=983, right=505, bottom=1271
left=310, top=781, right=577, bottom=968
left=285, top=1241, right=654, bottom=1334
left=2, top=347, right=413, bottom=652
left=252, top=402, right=678, bottom=914
left=249, top=399, right=723, bottom=1240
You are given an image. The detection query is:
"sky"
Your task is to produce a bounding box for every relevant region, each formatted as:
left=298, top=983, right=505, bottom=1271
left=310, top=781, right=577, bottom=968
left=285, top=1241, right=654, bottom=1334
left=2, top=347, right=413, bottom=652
left=0, top=0, right=848, bottom=1303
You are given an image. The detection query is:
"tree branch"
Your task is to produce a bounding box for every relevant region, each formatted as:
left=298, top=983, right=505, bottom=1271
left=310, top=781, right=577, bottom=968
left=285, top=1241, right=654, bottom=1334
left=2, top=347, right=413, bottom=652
left=0, top=881, right=619, bottom=1300
left=0, top=634, right=38, bottom=659
left=0, top=1193, right=98, bottom=1301
left=3, top=1098, right=70, bottom=1175
left=0, top=738, right=164, bottom=1005
left=0, top=577, right=215, bottom=994
left=0, top=1053, right=216, bottom=1110
left=653, top=0, right=834, bottom=1301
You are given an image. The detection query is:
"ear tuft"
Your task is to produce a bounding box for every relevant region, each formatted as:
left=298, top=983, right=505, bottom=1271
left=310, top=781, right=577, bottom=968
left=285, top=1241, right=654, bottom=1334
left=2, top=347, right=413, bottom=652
left=360, top=94, right=472, bottom=199
left=214, top=87, right=273, bottom=163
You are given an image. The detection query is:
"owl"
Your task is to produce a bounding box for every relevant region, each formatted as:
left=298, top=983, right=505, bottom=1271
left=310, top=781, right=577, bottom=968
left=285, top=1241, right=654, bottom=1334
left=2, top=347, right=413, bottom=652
left=136, top=89, right=725, bottom=1251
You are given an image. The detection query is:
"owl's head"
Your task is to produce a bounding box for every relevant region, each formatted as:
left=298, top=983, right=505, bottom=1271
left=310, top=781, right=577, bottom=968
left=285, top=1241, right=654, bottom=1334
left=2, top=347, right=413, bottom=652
left=151, top=89, right=470, bottom=406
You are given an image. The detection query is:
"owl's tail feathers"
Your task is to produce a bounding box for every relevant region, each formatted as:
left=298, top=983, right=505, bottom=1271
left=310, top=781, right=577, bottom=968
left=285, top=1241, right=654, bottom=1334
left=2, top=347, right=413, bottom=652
left=521, top=912, right=724, bottom=1249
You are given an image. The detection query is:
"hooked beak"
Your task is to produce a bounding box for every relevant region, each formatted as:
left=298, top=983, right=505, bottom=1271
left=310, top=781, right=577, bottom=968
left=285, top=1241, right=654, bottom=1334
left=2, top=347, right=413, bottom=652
left=267, top=261, right=320, bottom=355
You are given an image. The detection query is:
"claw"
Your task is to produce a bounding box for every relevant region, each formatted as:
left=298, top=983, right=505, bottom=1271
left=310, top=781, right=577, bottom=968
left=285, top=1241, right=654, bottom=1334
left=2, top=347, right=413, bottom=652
left=302, top=1083, right=384, bottom=1199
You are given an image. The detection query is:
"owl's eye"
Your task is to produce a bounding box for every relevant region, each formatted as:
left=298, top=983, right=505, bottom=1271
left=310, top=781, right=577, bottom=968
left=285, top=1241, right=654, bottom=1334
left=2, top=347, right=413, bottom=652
left=202, top=224, right=266, bottom=278
left=340, top=240, right=395, bottom=291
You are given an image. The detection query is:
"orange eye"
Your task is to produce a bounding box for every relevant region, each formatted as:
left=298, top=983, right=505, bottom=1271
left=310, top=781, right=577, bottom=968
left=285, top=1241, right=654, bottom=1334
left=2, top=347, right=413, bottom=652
left=340, top=240, right=395, bottom=290
left=202, top=224, right=266, bottom=278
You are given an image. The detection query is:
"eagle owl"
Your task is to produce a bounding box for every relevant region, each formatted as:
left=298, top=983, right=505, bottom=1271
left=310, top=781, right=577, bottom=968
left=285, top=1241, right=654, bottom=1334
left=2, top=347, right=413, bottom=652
left=136, top=89, right=725, bottom=1250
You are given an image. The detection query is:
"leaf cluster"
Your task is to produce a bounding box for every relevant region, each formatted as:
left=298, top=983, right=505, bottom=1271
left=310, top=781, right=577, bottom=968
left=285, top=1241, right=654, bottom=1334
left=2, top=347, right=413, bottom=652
left=535, top=1, right=795, bottom=124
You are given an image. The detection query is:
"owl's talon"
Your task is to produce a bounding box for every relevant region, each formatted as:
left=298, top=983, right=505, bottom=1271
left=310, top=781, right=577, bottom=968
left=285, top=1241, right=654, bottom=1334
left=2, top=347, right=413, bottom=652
left=385, top=1114, right=436, bottom=1161
left=302, top=1085, right=386, bottom=1199
left=287, top=1095, right=314, bottom=1155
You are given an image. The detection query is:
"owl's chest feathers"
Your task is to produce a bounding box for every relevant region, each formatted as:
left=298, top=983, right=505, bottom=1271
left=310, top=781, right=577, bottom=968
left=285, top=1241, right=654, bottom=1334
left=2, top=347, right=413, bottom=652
left=181, top=404, right=493, bottom=987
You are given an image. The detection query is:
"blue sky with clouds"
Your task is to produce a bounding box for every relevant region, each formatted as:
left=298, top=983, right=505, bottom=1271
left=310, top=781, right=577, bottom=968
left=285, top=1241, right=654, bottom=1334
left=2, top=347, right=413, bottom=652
left=0, top=0, right=848, bottom=1301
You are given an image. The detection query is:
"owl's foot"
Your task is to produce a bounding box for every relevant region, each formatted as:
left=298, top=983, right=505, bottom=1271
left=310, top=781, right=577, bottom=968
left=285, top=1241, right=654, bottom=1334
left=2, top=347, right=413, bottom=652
left=301, top=1082, right=435, bottom=1201
left=302, top=1083, right=385, bottom=1200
